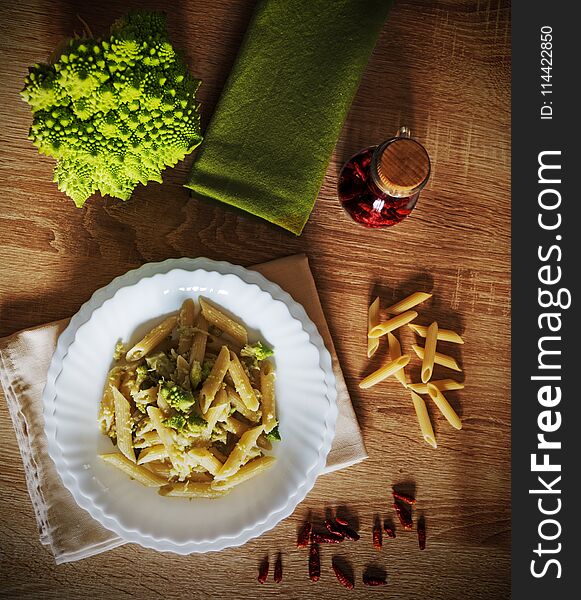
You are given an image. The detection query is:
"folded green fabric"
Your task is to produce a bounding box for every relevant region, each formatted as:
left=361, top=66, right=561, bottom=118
left=185, top=0, right=392, bottom=235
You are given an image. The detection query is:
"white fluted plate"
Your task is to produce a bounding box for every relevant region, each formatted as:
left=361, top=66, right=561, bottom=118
left=43, top=258, right=337, bottom=554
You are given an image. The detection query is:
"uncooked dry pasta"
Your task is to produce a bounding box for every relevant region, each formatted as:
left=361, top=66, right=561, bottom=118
left=387, top=332, right=407, bottom=387
left=410, top=391, right=437, bottom=448
left=427, top=383, right=462, bottom=430
left=368, top=310, right=418, bottom=339
left=384, top=292, right=432, bottom=315
left=408, top=323, right=464, bottom=344
left=367, top=297, right=381, bottom=358
left=359, top=355, right=411, bottom=389
left=421, top=322, right=439, bottom=383
left=411, top=344, right=462, bottom=372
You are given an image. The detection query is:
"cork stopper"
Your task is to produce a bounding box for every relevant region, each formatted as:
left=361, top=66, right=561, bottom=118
left=376, top=138, right=430, bottom=196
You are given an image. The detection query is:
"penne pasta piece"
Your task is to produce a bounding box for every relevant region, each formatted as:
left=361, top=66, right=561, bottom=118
left=226, top=385, right=260, bottom=422
left=412, top=344, right=462, bottom=372
left=367, top=296, right=381, bottom=358
left=133, top=430, right=161, bottom=448
left=159, top=481, right=225, bottom=498
left=111, top=386, right=136, bottom=462
left=384, top=292, right=432, bottom=315
left=203, top=387, right=230, bottom=434
left=260, top=361, right=277, bottom=433
left=200, top=345, right=230, bottom=413
left=146, top=406, right=186, bottom=475
left=126, top=315, right=178, bottom=361
left=228, top=351, right=259, bottom=411
left=142, top=460, right=172, bottom=479
left=99, top=366, right=124, bottom=435
left=99, top=453, right=166, bottom=487
left=410, top=392, right=437, bottom=448
left=214, top=425, right=264, bottom=481
left=368, top=311, right=418, bottom=339
left=359, top=355, right=411, bottom=389
left=256, top=433, right=272, bottom=451
left=408, top=323, right=464, bottom=344
left=224, top=415, right=251, bottom=437
left=189, top=314, right=208, bottom=366
left=427, top=384, right=462, bottom=430
left=156, top=384, right=171, bottom=415
left=407, top=379, right=465, bottom=394
left=209, top=446, right=229, bottom=464
left=186, top=448, right=223, bottom=476
left=387, top=332, right=408, bottom=387
left=421, top=322, right=439, bottom=383
left=177, top=298, right=196, bottom=356
left=211, top=456, right=276, bottom=491
left=137, top=444, right=168, bottom=465
left=199, top=297, right=248, bottom=346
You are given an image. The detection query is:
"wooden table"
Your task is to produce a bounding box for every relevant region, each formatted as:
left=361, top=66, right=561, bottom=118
left=0, top=0, right=510, bottom=597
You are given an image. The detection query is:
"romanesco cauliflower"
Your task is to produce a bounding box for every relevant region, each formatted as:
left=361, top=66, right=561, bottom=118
left=20, top=11, right=202, bottom=207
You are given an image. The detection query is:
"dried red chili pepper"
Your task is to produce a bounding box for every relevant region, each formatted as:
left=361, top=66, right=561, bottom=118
left=335, top=517, right=349, bottom=526
left=392, top=490, right=416, bottom=505
left=363, top=574, right=387, bottom=587
left=257, top=557, right=269, bottom=584
left=325, top=519, right=346, bottom=539
left=373, top=524, right=382, bottom=551
left=312, top=531, right=343, bottom=544
left=332, top=560, right=354, bottom=590
left=309, top=544, right=321, bottom=582
left=393, top=502, right=413, bottom=530
left=297, top=522, right=312, bottom=549
left=274, top=553, right=283, bottom=582
left=383, top=526, right=396, bottom=539
left=418, top=519, right=426, bottom=550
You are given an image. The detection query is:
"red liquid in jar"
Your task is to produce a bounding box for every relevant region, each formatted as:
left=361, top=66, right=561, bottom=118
left=338, top=147, right=419, bottom=228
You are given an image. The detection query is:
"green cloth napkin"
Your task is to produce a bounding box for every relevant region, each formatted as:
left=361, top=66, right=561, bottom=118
left=185, top=0, right=392, bottom=235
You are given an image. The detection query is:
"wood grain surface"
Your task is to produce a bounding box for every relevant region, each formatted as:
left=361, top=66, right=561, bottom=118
left=0, top=0, right=511, bottom=598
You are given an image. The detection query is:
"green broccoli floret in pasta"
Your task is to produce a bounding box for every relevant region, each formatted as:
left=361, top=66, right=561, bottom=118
left=159, top=381, right=195, bottom=412
left=240, top=341, right=274, bottom=369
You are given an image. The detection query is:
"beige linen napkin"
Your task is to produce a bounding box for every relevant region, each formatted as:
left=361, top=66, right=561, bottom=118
left=0, top=254, right=367, bottom=564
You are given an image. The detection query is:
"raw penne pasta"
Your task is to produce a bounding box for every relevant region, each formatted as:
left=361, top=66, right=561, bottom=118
left=226, top=385, right=260, bottom=422
left=99, top=453, right=166, bottom=487
left=368, top=310, right=418, bottom=339
left=367, top=296, right=381, bottom=358
left=421, top=322, right=439, bottom=383
left=211, top=456, right=276, bottom=491
left=228, top=351, right=259, bottom=411
left=387, top=332, right=407, bottom=387
left=111, top=386, right=136, bottom=462
left=384, top=292, right=432, bottom=315
left=186, top=448, right=223, bottom=476
left=126, top=315, right=178, bottom=361
left=137, top=444, right=168, bottom=465
left=410, top=391, right=437, bottom=448
left=214, top=425, right=264, bottom=481
left=427, top=384, right=462, bottom=430
left=408, top=323, right=464, bottom=344
left=260, top=361, right=277, bottom=433
left=199, top=297, right=248, bottom=346
left=407, top=379, right=465, bottom=394
left=200, top=345, right=230, bottom=413
left=359, top=355, right=411, bottom=389
left=189, top=314, right=208, bottom=366
left=412, top=344, right=462, bottom=372
left=159, top=481, right=225, bottom=498
left=177, top=298, right=196, bottom=355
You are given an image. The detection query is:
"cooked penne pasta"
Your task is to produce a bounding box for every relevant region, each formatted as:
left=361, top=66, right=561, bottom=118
left=410, top=391, right=437, bottom=448
left=228, top=351, right=259, bottom=411
left=159, top=481, right=226, bottom=498
left=427, top=384, right=462, bottom=430
left=368, top=310, right=418, bottom=339
left=407, top=379, right=465, bottom=394
left=412, top=344, right=462, bottom=372
left=186, top=448, right=224, bottom=476
left=147, top=406, right=186, bottom=475
left=359, top=355, right=411, bottom=389
left=408, top=323, right=464, bottom=344
left=203, top=388, right=230, bottom=433
left=367, top=296, right=381, bottom=358
left=421, top=322, right=439, bottom=383
left=209, top=446, right=229, bottom=464
left=224, top=415, right=251, bottom=437
left=260, top=361, right=277, bottom=433
left=99, top=453, right=166, bottom=487
left=98, top=366, right=124, bottom=435
left=142, top=460, right=172, bottom=479
left=200, top=345, right=230, bottom=413
left=111, top=386, right=136, bottom=462
left=137, top=444, right=168, bottom=465
left=226, top=385, right=260, bottom=422
left=177, top=298, right=196, bottom=356
left=211, top=456, right=276, bottom=491
left=387, top=332, right=407, bottom=387
left=199, top=297, right=248, bottom=346
left=126, top=315, right=178, bottom=361
left=384, top=292, right=432, bottom=315
left=133, top=431, right=161, bottom=448
left=189, top=313, right=208, bottom=366
left=214, top=425, right=264, bottom=481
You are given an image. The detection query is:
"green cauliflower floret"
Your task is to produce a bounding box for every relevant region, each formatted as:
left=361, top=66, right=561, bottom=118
left=135, top=364, right=149, bottom=388
left=265, top=425, right=281, bottom=442
left=159, top=381, right=196, bottom=412
left=113, top=340, right=126, bottom=361
left=163, top=413, right=207, bottom=434
left=145, top=352, right=175, bottom=380
left=20, top=11, right=202, bottom=207
left=200, top=358, right=215, bottom=381
left=240, top=341, right=274, bottom=369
